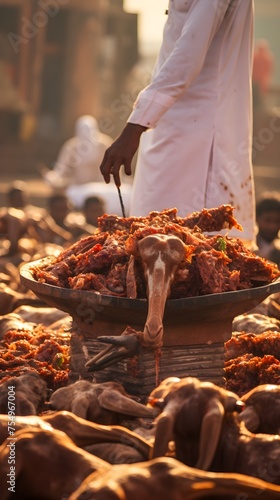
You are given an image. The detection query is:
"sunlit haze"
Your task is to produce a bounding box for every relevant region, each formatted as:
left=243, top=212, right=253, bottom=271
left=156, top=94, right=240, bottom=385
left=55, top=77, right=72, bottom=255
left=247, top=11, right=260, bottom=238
left=124, top=0, right=167, bottom=53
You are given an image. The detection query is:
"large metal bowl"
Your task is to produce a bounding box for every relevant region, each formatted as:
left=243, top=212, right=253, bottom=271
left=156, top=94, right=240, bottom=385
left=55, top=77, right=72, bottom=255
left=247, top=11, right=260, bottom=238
left=20, top=257, right=280, bottom=345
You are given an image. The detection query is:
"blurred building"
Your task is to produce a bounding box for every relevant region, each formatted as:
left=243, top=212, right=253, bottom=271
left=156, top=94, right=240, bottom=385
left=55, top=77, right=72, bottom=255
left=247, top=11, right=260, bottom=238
left=255, top=0, right=280, bottom=86
left=0, top=0, right=138, bottom=174
left=253, top=0, right=280, bottom=170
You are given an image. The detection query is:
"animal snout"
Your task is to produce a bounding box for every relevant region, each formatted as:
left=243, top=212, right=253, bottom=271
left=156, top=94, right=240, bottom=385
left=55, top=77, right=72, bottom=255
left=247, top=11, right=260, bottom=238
left=143, top=315, right=163, bottom=347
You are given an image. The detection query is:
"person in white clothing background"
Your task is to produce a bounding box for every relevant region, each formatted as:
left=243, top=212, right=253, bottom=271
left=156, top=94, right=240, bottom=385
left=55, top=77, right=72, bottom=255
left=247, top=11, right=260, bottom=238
left=42, top=115, right=112, bottom=189
left=100, top=0, right=256, bottom=246
left=40, top=115, right=133, bottom=216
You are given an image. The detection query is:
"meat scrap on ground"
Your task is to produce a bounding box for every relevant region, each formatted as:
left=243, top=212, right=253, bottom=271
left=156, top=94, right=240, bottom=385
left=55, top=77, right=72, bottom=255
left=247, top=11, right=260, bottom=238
left=31, top=205, right=280, bottom=298
left=225, top=354, right=280, bottom=397
left=225, top=331, right=280, bottom=396
left=225, top=331, right=280, bottom=361
left=0, top=325, right=70, bottom=391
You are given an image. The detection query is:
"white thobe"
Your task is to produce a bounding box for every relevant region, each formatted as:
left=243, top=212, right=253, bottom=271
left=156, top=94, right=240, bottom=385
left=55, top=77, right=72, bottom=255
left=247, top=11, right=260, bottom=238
left=128, top=0, right=256, bottom=242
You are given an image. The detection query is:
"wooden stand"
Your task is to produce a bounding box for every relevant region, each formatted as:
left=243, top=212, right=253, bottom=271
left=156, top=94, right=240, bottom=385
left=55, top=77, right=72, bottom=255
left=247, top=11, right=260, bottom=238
left=69, top=316, right=231, bottom=399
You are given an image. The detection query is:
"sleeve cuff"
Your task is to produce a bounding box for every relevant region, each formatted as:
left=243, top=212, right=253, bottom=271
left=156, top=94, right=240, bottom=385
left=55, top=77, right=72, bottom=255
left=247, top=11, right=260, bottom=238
left=128, top=89, right=176, bottom=128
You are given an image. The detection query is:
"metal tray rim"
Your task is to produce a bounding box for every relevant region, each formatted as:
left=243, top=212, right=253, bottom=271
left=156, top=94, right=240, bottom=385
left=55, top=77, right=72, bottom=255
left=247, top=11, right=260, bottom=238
left=20, top=258, right=280, bottom=311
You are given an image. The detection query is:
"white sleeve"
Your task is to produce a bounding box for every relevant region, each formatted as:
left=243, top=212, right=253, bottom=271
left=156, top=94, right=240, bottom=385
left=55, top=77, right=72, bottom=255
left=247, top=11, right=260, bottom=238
left=128, top=0, right=232, bottom=128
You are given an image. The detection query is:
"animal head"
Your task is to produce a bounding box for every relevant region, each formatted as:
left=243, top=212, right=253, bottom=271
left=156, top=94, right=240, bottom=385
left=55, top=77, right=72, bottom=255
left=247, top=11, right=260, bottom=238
left=50, top=380, right=157, bottom=424
left=149, top=377, right=242, bottom=469
left=136, top=234, right=187, bottom=347
left=0, top=372, right=47, bottom=415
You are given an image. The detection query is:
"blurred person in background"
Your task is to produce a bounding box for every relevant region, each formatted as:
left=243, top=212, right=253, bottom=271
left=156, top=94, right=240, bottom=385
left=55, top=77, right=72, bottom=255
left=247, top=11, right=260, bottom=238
left=83, top=195, right=106, bottom=228
left=6, top=181, right=29, bottom=209
left=39, top=115, right=131, bottom=215
left=43, top=193, right=78, bottom=245
left=40, top=115, right=112, bottom=189
left=0, top=187, right=74, bottom=255
left=40, top=114, right=132, bottom=216
left=0, top=180, right=45, bottom=255
left=255, top=192, right=280, bottom=267
left=48, top=194, right=71, bottom=232
left=67, top=195, right=106, bottom=239
left=100, top=0, right=256, bottom=246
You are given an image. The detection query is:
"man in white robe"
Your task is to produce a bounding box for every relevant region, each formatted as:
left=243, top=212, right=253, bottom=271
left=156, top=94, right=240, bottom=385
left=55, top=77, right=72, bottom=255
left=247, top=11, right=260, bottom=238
left=100, top=0, right=256, bottom=244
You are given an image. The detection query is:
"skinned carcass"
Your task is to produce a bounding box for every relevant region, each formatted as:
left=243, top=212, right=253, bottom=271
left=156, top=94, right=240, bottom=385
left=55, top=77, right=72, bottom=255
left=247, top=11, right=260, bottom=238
left=69, top=457, right=280, bottom=500
left=0, top=427, right=110, bottom=500
left=0, top=284, right=41, bottom=315
left=224, top=330, right=280, bottom=395
left=1, top=424, right=280, bottom=500
left=0, top=324, right=70, bottom=390
left=0, top=410, right=152, bottom=462
left=268, top=292, right=280, bottom=320
left=49, top=380, right=158, bottom=425
left=83, top=442, right=145, bottom=464
left=148, top=377, right=280, bottom=485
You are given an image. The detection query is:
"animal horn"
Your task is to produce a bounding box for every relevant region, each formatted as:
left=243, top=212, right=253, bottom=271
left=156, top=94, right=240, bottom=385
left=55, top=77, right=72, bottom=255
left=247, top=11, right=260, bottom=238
left=152, top=400, right=182, bottom=459
left=195, top=398, right=225, bottom=470
left=238, top=405, right=260, bottom=432
left=98, top=389, right=158, bottom=418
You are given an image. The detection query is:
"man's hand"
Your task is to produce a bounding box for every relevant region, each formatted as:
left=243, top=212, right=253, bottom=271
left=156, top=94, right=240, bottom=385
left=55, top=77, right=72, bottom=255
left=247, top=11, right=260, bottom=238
left=100, top=123, right=147, bottom=187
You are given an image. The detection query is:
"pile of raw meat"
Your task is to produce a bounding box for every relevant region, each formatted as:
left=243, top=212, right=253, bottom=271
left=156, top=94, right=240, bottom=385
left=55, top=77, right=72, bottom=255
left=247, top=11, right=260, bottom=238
left=32, top=205, right=280, bottom=299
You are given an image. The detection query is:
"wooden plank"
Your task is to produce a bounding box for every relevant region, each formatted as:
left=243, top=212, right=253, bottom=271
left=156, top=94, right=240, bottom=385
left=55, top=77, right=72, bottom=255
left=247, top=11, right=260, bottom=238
left=71, top=337, right=226, bottom=399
